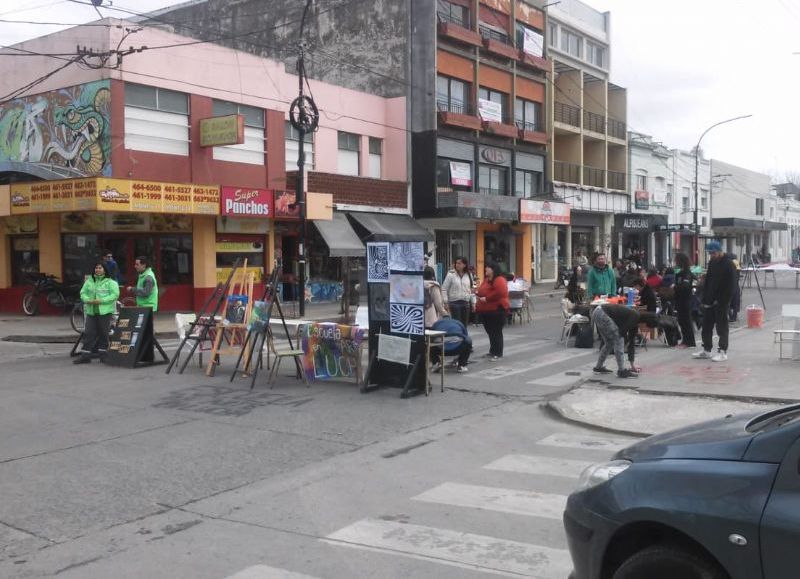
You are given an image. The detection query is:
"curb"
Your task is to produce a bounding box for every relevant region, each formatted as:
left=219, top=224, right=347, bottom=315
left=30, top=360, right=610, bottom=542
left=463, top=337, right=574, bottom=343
left=543, top=400, right=651, bottom=438
left=2, top=332, right=175, bottom=344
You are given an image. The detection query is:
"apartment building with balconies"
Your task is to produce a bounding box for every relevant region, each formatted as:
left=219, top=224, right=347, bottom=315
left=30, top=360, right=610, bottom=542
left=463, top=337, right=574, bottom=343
left=544, top=0, right=628, bottom=277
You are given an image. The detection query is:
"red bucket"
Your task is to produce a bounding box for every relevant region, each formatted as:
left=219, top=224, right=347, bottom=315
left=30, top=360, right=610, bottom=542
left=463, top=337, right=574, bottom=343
left=746, top=305, right=764, bottom=329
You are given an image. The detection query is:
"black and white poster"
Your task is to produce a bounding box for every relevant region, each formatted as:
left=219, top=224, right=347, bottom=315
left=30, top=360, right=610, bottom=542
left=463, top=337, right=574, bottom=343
left=367, top=242, right=390, bottom=282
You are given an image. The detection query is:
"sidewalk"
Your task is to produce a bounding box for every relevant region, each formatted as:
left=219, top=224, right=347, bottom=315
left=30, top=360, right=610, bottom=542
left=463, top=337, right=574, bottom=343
left=0, top=301, right=349, bottom=343
left=549, top=313, right=800, bottom=436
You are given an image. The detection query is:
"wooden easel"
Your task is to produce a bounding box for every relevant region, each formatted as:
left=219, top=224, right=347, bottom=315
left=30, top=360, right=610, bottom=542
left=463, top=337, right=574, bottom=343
left=229, top=267, right=301, bottom=389
left=166, top=259, right=243, bottom=375
left=205, top=260, right=255, bottom=376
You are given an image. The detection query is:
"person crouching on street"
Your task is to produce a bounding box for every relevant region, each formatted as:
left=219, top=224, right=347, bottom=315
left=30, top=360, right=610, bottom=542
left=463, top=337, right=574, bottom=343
left=74, top=261, right=119, bottom=364
left=591, top=303, right=640, bottom=379
left=475, top=261, right=510, bottom=361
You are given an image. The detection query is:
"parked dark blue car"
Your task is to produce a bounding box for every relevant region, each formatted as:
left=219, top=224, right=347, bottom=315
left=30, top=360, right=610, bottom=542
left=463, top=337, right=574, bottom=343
left=564, top=404, right=800, bottom=579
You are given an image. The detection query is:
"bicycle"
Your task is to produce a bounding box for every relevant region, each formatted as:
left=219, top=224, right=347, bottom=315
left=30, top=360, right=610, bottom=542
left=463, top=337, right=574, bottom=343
left=71, top=297, right=136, bottom=334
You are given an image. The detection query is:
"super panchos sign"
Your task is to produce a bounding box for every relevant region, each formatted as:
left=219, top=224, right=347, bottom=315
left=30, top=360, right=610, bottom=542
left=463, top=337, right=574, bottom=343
left=220, top=186, right=273, bottom=217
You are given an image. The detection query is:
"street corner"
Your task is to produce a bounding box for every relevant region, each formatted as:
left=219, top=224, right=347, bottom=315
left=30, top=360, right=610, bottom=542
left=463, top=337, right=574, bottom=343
left=547, top=384, right=783, bottom=437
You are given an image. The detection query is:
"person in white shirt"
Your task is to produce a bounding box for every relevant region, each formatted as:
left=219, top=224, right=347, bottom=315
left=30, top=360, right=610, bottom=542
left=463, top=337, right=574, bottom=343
left=441, top=257, right=473, bottom=330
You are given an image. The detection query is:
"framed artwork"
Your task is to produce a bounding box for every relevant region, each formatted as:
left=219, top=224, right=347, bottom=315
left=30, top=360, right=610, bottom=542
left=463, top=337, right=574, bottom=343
left=369, top=283, right=390, bottom=321
left=367, top=242, right=390, bottom=282
left=389, top=273, right=424, bottom=305
left=389, top=241, right=424, bottom=272
left=390, top=304, right=424, bottom=335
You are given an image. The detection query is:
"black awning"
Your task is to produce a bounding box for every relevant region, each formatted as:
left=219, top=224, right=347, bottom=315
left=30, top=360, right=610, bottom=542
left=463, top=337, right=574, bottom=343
left=712, top=218, right=788, bottom=231
left=347, top=212, right=435, bottom=242
left=312, top=212, right=365, bottom=257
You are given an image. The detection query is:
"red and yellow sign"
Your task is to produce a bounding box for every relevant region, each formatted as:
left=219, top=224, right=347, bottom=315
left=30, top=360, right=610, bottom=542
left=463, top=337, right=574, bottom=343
left=9, top=178, right=220, bottom=216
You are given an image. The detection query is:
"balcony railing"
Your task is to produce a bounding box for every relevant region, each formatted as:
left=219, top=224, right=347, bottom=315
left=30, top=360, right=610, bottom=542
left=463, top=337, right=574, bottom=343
left=479, top=24, right=511, bottom=45
left=478, top=187, right=509, bottom=195
left=583, top=166, right=605, bottom=188
left=608, top=170, right=626, bottom=191
left=437, top=10, right=469, bottom=28
left=515, top=120, right=540, bottom=132
left=554, top=161, right=580, bottom=184
left=555, top=101, right=580, bottom=128
left=608, top=118, right=626, bottom=140
left=437, top=99, right=474, bottom=116
left=583, top=110, right=605, bottom=134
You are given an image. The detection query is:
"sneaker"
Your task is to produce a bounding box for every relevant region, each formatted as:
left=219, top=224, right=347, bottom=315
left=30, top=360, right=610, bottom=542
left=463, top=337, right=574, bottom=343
left=490, top=356, right=502, bottom=362
left=711, top=350, right=728, bottom=362
left=431, top=362, right=442, bottom=373
left=692, top=350, right=712, bottom=359
left=450, top=359, right=460, bottom=367
left=457, top=365, right=469, bottom=373
left=617, top=369, right=637, bottom=378
left=593, top=366, right=613, bottom=374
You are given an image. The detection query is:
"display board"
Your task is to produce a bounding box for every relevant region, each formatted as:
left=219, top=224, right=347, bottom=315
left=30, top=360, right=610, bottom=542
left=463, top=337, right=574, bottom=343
left=364, top=240, right=427, bottom=396
left=105, top=307, right=167, bottom=368
left=298, top=323, right=366, bottom=383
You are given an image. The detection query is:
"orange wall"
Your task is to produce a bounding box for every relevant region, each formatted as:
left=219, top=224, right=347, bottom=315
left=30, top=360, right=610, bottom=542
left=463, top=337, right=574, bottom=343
left=516, top=2, right=545, bottom=29
left=479, top=65, right=512, bottom=94
left=438, top=50, right=475, bottom=83
left=481, top=0, right=511, bottom=15
left=516, top=77, right=545, bottom=103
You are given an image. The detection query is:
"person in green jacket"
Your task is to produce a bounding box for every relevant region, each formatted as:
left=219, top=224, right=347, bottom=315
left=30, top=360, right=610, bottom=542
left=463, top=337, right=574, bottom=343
left=74, top=261, right=120, bottom=364
left=586, top=253, right=617, bottom=301
left=127, top=256, right=158, bottom=312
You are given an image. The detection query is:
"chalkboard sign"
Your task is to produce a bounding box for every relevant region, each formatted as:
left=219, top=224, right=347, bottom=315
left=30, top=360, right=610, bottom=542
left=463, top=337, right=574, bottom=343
left=105, top=307, right=167, bottom=368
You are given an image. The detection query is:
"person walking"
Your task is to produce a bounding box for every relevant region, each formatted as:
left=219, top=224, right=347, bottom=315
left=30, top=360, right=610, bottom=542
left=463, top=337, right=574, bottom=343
left=591, top=303, right=640, bottom=379
left=423, top=266, right=448, bottom=329
left=126, top=256, right=159, bottom=311
left=475, top=262, right=509, bottom=361
left=693, top=241, right=736, bottom=362
left=103, top=251, right=122, bottom=284
left=441, top=257, right=473, bottom=330
left=586, top=253, right=617, bottom=301
left=74, top=261, right=119, bottom=364
left=673, top=252, right=696, bottom=348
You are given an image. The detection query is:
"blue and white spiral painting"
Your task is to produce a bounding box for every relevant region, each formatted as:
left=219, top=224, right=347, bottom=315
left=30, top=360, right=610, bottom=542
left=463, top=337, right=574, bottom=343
left=367, top=242, right=389, bottom=282
left=390, top=304, right=424, bottom=335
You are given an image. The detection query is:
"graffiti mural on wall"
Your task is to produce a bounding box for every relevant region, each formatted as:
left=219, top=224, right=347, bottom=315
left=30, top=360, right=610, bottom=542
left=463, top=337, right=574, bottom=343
left=0, top=80, right=111, bottom=176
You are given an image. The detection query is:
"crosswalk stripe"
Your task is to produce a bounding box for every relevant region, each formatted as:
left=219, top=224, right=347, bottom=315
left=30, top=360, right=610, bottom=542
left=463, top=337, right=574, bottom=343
left=483, top=454, right=593, bottom=479
left=536, top=432, right=636, bottom=452
left=471, top=349, right=595, bottom=380
left=223, top=565, right=321, bottom=579
left=324, top=518, right=573, bottom=578
left=412, top=482, right=567, bottom=520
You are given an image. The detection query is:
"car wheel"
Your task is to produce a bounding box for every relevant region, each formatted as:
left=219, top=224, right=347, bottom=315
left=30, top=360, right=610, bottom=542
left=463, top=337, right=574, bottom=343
left=613, top=544, right=726, bottom=579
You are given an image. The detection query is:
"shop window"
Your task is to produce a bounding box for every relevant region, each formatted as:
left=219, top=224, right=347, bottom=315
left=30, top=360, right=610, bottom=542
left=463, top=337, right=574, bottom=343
left=515, top=169, right=542, bottom=198
left=215, top=237, right=266, bottom=284
left=124, top=83, right=189, bottom=156
left=62, top=234, right=99, bottom=284
left=479, top=164, right=508, bottom=195
left=11, top=236, right=39, bottom=286
left=285, top=121, right=315, bottom=171
left=437, top=75, right=470, bottom=115
left=514, top=98, right=541, bottom=132
left=338, top=131, right=360, bottom=176
left=211, top=100, right=265, bottom=165
left=368, top=137, right=382, bottom=179
left=159, top=235, right=193, bottom=285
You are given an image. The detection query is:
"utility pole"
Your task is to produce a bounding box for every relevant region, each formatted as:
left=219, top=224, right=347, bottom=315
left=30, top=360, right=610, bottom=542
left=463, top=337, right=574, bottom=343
left=289, top=0, right=319, bottom=317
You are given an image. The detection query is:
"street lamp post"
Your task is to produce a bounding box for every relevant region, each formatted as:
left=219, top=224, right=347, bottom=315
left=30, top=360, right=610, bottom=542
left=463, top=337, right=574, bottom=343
left=693, top=115, right=752, bottom=264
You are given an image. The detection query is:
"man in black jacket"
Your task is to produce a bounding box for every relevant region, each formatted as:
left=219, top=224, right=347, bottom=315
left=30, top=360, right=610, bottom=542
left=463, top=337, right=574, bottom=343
left=692, top=241, right=737, bottom=362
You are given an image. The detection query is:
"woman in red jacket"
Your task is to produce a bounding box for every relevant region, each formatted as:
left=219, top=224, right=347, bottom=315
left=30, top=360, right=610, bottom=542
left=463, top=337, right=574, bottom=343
left=475, top=262, right=510, bottom=361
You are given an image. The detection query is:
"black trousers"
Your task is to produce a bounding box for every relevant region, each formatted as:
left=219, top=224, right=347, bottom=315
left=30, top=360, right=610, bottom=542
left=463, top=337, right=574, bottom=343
left=448, top=301, right=470, bottom=330
left=675, top=295, right=696, bottom=347
left=81, top=314, right=112, bottom=358
left=481, top=311, right=506, bottom=357
left=701, top=302, right=730, bottom=352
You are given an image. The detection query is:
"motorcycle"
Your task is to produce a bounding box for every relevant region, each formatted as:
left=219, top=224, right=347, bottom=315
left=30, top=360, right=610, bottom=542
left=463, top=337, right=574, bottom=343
left=22, top=273, right=82, bottom=319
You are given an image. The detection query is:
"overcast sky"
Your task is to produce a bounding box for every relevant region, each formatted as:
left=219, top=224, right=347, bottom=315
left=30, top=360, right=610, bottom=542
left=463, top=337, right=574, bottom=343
left=2, top=0, right=798, bottom=180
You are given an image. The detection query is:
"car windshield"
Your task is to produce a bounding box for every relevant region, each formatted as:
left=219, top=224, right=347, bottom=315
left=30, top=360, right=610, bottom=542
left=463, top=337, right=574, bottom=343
left=745, top=405, right=800, bottom=433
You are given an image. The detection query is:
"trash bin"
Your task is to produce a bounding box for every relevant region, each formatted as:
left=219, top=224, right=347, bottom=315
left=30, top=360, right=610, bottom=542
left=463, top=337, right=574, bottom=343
left=746, top=304, right=764, bottom=329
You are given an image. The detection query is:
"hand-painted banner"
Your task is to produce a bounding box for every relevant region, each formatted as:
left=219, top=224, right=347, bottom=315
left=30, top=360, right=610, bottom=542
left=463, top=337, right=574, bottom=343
left=298, top=323, right=366, bottom=382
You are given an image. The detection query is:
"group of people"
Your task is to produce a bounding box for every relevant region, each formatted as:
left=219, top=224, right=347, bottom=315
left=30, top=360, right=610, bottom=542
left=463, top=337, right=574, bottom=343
left=73, top=254, right=159, bottom=365
left=423, top=257, right=524, bottom=374
left=565, top=240, right=739, bottom=379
